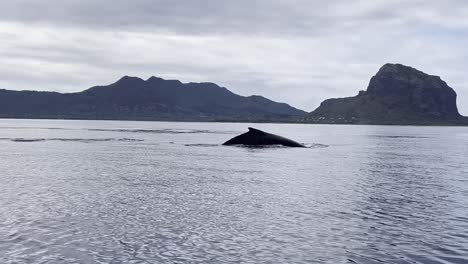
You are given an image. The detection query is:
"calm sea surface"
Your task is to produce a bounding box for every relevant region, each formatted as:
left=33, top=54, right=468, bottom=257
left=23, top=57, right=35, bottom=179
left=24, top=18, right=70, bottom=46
left=1, top=119, right=467, bottom=264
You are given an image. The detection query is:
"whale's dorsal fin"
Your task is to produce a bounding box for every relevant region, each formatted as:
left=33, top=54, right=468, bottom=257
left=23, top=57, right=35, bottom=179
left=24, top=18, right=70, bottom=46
left=248, top=127, right=264, bottom=133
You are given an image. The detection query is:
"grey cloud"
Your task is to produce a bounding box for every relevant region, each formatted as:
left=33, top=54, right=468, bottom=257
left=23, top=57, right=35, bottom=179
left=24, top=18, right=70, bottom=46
left=0, top=1, right=468, bottom=114
left=1, top=0, right=467, bottom=35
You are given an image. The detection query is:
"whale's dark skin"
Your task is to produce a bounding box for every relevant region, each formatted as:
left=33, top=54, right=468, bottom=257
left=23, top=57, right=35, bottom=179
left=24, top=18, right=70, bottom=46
left=223, top=127, right=306, bottom=147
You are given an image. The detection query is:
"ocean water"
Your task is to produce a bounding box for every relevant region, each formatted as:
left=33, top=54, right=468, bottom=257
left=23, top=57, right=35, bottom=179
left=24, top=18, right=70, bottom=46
left=1, top=119, right=467, bottom=264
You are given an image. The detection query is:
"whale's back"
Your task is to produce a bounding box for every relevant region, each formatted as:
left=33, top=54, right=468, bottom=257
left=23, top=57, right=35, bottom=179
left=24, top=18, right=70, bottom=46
left=223, top=127, right=305, bottom=147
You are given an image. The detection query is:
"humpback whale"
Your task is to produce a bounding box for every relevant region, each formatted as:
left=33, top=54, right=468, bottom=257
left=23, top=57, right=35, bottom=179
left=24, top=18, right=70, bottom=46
left=223, top=127, right=306, bottom=148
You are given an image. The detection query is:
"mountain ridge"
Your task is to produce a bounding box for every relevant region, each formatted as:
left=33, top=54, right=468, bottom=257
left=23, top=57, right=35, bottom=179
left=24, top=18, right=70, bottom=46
left=2, top=64, right=467, bottom=125
left=0, top=76, right=306, bottom=122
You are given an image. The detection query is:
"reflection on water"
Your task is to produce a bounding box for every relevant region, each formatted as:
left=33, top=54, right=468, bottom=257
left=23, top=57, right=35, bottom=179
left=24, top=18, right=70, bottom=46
left=88, top=128, right=239, bottom=134
left=345, top=134, right=464, bottom=263
left=0, top=120, right=467, bottom=263
left=0, top=138, right=144, bottom=143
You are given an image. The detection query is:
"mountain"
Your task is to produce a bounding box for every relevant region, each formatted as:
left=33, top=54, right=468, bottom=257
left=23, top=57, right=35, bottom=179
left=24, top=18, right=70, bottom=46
left=0, top=76, right=306, bottom=122
left=305, top=63, right=468, bottom=125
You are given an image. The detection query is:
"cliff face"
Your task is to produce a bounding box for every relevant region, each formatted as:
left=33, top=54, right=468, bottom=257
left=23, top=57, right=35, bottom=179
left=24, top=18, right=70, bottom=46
left=0, top=76, right=306, bottom=122
left=306, top=63, right=467, bottom=125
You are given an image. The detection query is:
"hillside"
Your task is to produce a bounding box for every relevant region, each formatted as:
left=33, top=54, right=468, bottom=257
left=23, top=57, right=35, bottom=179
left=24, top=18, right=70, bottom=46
left=0, top=76, right=306, bottom=122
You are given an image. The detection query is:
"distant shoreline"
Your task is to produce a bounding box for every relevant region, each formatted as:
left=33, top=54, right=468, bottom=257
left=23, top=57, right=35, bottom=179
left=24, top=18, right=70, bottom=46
left=1, top=117, right=467, bottom=127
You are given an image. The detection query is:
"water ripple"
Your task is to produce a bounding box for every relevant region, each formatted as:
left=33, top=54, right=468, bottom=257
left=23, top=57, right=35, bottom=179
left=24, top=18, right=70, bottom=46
left=0, top=121, right=467, bottom=263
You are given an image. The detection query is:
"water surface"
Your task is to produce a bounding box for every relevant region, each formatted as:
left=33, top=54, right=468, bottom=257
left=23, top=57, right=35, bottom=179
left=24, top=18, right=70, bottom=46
left=1, top=119, right=467, bottom=263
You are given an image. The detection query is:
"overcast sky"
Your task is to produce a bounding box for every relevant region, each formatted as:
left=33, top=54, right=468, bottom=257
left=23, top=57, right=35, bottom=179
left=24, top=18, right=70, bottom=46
left=1, top=0, right=468, bottom=113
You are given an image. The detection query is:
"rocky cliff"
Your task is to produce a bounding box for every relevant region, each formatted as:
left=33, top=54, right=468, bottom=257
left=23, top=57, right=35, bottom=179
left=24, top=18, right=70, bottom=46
left=306, top=63, right=467, bottom=125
